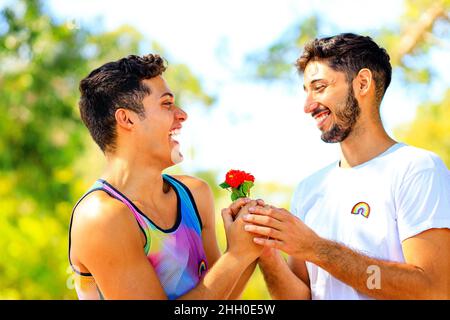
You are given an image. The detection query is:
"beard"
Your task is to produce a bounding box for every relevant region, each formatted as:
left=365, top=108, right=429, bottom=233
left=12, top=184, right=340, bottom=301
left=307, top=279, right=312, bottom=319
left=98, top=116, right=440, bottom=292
left=321, top=85, right=360, bottom=143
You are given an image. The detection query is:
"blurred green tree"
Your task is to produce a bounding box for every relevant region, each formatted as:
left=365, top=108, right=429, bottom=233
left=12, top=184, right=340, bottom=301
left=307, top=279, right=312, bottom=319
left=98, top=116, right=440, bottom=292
left=2, top=0, right=447, bottom=301
left=0, top=0, right=212, bottom=299
left=389, top=0, right=450, bottom=167
left=247, top=0, right=449, bottom=166
left=246, top=15, right=320, bottom=82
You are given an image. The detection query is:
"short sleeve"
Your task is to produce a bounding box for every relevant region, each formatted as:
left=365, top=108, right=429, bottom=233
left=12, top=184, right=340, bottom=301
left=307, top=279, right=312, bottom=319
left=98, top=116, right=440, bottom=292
left=396, top=163, right=450, bottom=242
left=290, top=182, right=306, bottom=221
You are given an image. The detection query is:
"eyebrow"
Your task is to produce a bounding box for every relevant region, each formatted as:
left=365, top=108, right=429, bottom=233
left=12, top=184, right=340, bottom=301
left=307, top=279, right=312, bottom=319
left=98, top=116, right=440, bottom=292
left=160, top=92, right=174, bottom=99
left=303, top=78, right=325, bottom=91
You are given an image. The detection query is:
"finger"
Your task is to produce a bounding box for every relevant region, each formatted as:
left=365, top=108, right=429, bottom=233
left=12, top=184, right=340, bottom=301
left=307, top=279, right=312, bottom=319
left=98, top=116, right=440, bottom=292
left=253, top=237, right=284, bottom=249
left=234, top=200, right=258, bottom=219
left=247, top=206, right=285, bottom=221
left=244, top=224, right=283, bottom=240
left=256, top=199, right=266, bottom=206
left=221, top=208, right=233, bottom=228
left=228, top=198, right=251, bottom=216
left=242, top=214, right=283, bottom=230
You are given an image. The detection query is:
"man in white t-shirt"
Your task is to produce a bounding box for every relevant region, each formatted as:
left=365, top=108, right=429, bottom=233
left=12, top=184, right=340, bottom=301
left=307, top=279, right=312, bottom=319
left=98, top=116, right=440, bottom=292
left=241, top=33, right=450, bottom=299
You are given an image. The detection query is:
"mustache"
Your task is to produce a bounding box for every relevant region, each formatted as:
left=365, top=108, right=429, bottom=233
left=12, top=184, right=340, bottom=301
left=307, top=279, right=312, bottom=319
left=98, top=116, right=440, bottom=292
left=311, top=106, right=330, bottom=118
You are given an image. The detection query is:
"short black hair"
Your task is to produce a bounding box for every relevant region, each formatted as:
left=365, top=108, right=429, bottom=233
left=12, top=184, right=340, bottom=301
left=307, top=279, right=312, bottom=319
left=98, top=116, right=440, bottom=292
left=297, top=33, right=392, bottom=103
left=79, top=54, right=167, bottom=152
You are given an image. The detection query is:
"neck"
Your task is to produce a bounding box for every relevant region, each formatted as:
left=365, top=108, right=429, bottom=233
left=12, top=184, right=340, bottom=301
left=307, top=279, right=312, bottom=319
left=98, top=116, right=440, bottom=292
left=339, top=117, right=396, bottom=168
left=101, top=150, right=169, bottom=201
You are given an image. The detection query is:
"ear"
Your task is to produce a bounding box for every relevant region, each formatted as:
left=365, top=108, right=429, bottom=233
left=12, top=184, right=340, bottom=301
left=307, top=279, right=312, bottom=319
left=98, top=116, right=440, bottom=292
left=353, top=68, right=373, bottom=97
left=115, top=108, right=135, bottom=130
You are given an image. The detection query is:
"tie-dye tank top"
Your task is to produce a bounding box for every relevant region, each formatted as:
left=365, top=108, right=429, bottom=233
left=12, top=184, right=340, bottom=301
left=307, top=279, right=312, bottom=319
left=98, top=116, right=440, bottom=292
left=68, top=174, right=208, bottom=300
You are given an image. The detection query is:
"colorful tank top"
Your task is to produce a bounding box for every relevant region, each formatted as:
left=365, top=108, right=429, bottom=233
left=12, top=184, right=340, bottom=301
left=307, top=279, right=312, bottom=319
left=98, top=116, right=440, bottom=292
left=68, top=174, right=208, bottom=300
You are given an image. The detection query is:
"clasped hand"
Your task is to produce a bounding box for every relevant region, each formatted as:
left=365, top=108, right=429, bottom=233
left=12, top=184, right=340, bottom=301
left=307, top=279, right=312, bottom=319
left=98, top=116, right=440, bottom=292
left=220, top=198, right=265, bottom=261
left=223, top=198, right=321, bottom=261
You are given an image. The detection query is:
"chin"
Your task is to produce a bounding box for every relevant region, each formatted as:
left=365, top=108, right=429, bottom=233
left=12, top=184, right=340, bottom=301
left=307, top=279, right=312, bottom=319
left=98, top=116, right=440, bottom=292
left=171, top=156, right=183, bottom=165
left=170, top=145, right=184, bottom=165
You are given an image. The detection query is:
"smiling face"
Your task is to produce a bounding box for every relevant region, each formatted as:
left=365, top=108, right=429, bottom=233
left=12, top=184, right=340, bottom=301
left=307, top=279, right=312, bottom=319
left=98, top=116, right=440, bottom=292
left=303, top=60, right=361, bottom=143
left=134, top=76, right=187, bottom=167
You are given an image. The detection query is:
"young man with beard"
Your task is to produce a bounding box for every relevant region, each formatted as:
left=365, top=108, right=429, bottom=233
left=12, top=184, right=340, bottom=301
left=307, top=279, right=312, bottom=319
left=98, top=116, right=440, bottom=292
left=241, top=33, right=450, bottom=299
left=69, top=54, right=261, bottom=299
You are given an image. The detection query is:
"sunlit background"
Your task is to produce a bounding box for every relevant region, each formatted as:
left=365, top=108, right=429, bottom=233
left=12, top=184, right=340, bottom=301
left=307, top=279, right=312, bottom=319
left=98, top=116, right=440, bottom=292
left=0, top=0, right=449, bottom=299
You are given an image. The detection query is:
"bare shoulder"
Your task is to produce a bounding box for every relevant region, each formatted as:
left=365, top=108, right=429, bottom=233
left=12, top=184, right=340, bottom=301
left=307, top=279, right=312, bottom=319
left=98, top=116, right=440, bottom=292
left=71, top=191, right=144, bottom=265
left=72, top=191, right=136, bottom=233
left=172, top=175, right=211, bottom=194
left=171, top=175, right=215, bottom=226
left=171, top=175, right=213, bottom=203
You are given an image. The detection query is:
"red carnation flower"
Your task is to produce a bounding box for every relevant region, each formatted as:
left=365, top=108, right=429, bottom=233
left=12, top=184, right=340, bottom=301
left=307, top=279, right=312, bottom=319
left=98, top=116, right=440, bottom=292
left=220, top=169, right=255, bottom=201
left=225, top=170, right=245, bottom=188
left=244, top=172, right=255, bottom=183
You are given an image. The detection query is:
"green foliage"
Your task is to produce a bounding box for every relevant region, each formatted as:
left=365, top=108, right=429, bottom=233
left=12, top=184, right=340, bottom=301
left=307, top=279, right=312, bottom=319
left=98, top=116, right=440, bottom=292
left=219, top=182, right=230, bottom=189
left=384, top=0, right=449, bottom=168
left=230, top=191, right=240, bottom=201
left=376, top=0, right=449, bottom=85
left=396, top=89, right=450, bottom=167
left=164, top=63, right=216, bottom=107
left=246, top=15, right=320, bottom=81
left=0, top=0, right=212, bottom=299
left=240, top=181, right=254, bottom=197
left=0, top=0, right=94, bottom=299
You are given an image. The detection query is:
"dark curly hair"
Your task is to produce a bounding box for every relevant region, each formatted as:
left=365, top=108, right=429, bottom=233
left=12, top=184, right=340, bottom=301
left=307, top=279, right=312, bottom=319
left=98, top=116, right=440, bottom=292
left=79, top=54, right=167, bottom=152
left=296, top=33, right=392, bottom=104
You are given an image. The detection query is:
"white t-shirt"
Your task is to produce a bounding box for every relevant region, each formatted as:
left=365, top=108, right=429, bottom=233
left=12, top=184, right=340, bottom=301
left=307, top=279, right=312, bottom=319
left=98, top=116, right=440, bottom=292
left=291, top=143, right=450, bottom=300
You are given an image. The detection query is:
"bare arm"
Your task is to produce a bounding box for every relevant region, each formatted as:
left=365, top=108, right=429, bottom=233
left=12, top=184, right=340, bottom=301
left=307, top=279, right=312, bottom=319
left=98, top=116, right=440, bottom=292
left=228, top=261, right=258, bottom=299
left=177, top=175, right=259, bottom=299
left=71, top=195, right=167, bottom=299
left=244, top=205, right=450, bottom=299
left=226, top=202, right=259, bottom=300
left=258, top=249, right=310, bottom=300
left=306, top=228, right=450, bottom=299
left=180, top=197, right=266, bottom=299
left=71, top=191, right=261, bottom=299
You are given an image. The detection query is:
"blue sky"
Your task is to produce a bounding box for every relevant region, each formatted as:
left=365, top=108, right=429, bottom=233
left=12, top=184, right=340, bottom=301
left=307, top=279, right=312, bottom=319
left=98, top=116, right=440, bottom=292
left=21, top=0, right=449, bottom=187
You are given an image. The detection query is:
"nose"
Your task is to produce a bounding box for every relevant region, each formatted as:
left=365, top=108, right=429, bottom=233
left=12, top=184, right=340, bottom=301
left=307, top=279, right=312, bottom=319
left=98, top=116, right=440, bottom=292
left=304, top=93, right=318, bottom=114
left=175, top=106, right=188, bottom=122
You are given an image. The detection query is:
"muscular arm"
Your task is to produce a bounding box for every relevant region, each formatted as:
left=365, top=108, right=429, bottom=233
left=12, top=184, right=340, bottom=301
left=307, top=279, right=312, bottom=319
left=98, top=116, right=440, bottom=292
left=258, top=250, right=310, bottom=300
left=244, top=205, right=450, bottom=300
left=309, top=228, right=450, bottom=299
left=176, top=175, right=257, bottom=299
left=229, top=262, right=257, bottom=299
left=71, top=194, right=167, bottom=299
left=71, top=191, right=258, bottom=300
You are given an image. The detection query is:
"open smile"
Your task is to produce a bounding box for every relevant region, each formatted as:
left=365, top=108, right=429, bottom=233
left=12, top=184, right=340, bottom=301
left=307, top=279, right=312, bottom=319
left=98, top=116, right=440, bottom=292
left=169, top=127, right=181, bottom=144
left=312, top=109, right=331, bottom=129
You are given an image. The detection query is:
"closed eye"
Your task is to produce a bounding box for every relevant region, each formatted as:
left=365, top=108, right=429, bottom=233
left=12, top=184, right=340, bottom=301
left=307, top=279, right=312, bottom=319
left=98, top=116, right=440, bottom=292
left=163, top=102, right=174, bottom=109
left=314, top=85, right=326, bottom=92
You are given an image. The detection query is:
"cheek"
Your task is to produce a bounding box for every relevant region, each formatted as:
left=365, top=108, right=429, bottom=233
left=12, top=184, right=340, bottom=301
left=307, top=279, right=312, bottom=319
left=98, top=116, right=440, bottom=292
left=323, top=91, right=348, bottom=112
left=140, top=122, right=167, bottom=143
left=314, top=95, right=332, bottom=111
left=137, top=112, right=173, bottom=140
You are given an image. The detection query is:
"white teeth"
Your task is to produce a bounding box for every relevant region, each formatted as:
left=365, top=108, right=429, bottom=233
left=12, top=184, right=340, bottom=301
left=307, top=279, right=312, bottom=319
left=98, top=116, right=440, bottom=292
left=169, top=128, right=181, bottom=136
left=315, top=113, right=329, bottom=123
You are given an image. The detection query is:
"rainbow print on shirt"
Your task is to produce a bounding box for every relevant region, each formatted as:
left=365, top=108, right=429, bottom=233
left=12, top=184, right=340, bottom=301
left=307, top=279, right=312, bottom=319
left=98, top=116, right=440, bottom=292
left=198, top=260, right=207, bottom=278
left=351, top=202, right=371, bottom=218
